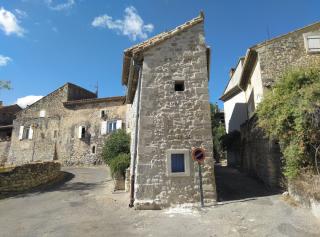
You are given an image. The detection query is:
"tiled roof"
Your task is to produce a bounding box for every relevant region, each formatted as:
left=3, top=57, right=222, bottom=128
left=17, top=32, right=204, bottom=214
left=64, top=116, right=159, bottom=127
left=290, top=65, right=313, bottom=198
left=122, top=12, right=205, bottom=87
left=124, top=12, right=205, bottom=56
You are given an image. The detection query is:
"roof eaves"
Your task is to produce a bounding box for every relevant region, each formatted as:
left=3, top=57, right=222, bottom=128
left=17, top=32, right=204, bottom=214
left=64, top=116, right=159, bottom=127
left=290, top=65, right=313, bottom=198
left=219, top=86, right=242, bottom=102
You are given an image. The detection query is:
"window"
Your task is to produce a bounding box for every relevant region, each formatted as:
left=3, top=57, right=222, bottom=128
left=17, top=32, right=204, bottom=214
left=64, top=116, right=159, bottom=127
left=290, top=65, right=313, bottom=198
left=174, top=81, right=185, bottom=91
left=53, top=130, right=58, bottom=138
left=39, top=110, right=46, bottom=118
left=107, top=120, right=122, bottom=133
left=100, top=110, right=107, bottom=118
left=166, top=149, right=190, bottom=177
left=171, top=154, right=185, bottom=173
left=92, top=145, right=96, bottom=154
left=19, top=126, right=33, bottom=140
left=304, top=34, right=320, bottom=53
left=78, top=126, right=86, bottom=139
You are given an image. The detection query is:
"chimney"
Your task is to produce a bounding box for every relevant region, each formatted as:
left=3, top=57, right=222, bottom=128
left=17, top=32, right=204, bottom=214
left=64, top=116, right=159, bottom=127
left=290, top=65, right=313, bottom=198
left=0, top=101, right=3, bottom=107
left=229, top=68, right=235, bottom=78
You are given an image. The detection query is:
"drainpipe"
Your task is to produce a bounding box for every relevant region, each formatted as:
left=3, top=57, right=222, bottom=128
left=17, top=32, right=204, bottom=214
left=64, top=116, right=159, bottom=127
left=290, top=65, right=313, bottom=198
left=129, top=58, right=143, bottom=208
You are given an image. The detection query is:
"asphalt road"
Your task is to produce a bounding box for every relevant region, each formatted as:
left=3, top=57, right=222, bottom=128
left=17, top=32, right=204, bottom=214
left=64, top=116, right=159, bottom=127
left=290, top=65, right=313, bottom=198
left=0, top=166, right=319, bottom=237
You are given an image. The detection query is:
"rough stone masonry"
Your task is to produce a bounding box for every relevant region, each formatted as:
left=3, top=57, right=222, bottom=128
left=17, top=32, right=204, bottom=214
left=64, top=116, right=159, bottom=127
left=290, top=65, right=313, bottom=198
left=123, top=13, right=217, bottom=209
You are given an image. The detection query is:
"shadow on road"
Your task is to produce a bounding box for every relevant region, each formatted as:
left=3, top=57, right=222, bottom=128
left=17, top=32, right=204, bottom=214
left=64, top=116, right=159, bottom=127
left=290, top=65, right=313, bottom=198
left=0, top=171, right=76, bottom=199
left=215, top=164, right=281, bottom=202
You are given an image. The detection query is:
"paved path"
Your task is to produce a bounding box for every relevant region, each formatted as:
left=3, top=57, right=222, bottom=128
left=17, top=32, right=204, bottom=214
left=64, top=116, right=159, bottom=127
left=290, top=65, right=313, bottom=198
left=0, top=166, right=319, bottom=237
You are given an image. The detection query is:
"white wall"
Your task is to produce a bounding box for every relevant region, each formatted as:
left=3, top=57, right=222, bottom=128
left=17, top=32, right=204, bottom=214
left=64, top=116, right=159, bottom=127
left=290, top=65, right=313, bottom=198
left=224, top=91, right=247, bottom=133
left=224, top=59, right=244, bottom=94
left=244, top=60, right=264, bottom=118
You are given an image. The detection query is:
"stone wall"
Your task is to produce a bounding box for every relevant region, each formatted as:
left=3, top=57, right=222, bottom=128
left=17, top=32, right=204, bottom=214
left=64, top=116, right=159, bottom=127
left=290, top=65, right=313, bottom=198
left=256, top=23, right=320, bottom=89
left=240, top=116, right=283, bottom=188
left=60, top=101, right=128, bottom=166
left=0, top=140, right=10, bottom=165
left=288, top=174, right=320, bottom=220
left=0, top=161, right=61, bottom=193
left=8, top=83, right=127, bottom=166
left=134, top=22, right=216, bottom=209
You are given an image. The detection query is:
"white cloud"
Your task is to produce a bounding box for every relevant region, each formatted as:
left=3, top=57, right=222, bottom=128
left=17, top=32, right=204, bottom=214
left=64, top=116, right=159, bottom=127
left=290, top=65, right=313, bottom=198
left=46, top=0, right=75, bottom=11
left=16, top=95, right=43, bottom=108
left=0, top=7, right=25, bottom=36
left=92, top=6, right=154, bottom=41
left=0, top=55, right=12, bottom=67
left=14, top=9, right=28, bottom=19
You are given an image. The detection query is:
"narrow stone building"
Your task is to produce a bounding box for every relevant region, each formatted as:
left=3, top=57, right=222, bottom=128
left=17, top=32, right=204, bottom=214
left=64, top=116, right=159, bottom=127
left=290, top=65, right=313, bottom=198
left=8, top=83, right=128, bottom=165
left=122, top=13, right=217, bottom=209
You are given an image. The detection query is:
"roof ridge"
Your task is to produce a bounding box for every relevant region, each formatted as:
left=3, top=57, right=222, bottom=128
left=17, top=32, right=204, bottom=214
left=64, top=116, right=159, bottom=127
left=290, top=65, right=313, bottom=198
left=251, top=21, right=320, bottom=49
left=124, top=12, right=204, bottom=55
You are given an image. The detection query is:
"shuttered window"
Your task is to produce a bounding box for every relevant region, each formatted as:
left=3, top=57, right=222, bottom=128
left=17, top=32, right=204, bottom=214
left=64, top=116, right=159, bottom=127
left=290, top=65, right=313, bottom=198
left=171, top=154, right=185, bottom=173
left=78, top=126, right=86, bottom=139
left=307, top=36, right=320, bottom=52
left=107, top=120, right=122, bottom=133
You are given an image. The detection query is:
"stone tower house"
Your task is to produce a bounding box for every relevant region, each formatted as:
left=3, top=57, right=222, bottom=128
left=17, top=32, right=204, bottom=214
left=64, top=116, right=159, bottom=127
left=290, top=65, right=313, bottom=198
left=122, top=13, right=217, bottom=209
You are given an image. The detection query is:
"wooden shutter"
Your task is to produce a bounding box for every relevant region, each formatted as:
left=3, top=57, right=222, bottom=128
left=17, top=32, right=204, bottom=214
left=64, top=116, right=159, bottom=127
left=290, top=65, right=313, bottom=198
left=101, top=121, right=107, bottom=135
left=28, top=127, right=33, bottom=139
left=116, top=120, right=122, bottom=130
left=78, top=126, right=83, bottom=139
left=19, top=126, right=24, bottom=140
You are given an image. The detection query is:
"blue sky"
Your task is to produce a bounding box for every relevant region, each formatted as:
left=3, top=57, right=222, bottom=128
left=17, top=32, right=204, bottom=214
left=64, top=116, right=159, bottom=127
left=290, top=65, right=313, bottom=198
left=0, top=0, right=319, bottom=108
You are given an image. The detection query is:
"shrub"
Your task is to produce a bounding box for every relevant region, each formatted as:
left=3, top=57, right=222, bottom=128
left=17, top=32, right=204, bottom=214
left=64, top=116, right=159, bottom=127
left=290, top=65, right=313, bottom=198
left=256, top=67, right=320, bottom=179
left=101, top=129, right=130, bottom=165
left=210, top=103, right=226, bottom=161
left=109, top=153, right=130, bottom=179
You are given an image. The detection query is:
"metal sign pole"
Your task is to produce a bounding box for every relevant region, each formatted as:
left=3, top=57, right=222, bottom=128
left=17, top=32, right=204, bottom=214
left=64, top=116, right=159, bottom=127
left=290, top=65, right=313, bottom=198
left=198, top=162, right=204, bottom=208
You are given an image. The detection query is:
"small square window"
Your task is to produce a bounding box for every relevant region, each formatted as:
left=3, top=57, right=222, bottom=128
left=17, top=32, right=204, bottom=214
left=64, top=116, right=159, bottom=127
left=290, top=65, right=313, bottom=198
left=171, top=154, right=185, bottom=173
left=175, top=81, right=185, bottom=91
left=166, top=149, right=190, bottom=177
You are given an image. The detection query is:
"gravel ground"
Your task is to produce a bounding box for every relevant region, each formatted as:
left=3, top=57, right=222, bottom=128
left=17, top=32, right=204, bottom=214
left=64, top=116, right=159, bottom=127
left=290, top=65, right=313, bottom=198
left=0, top=166, right=319, bottom=237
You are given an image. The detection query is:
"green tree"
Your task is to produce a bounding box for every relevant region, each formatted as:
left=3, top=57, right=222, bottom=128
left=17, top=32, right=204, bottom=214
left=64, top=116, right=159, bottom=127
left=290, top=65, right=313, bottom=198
left=0, top=81, right=11, bottom=90
left=256, top=67, right=320, bottom=179
left=210, top=103, right=226, bottom=162
left=101, top=129, right=130, bottom=166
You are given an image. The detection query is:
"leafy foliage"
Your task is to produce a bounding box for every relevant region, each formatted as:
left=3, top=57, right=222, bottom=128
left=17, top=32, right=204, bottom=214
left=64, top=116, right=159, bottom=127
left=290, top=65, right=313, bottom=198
left=109, top=153, right=130, bottom=178
left=210, top=103, right=226, bottom=161
left=256, top=67, right=320, bottom=179
left=102, top=129, right=130, bottom=166
left=0, top=81, right=11, bottom=90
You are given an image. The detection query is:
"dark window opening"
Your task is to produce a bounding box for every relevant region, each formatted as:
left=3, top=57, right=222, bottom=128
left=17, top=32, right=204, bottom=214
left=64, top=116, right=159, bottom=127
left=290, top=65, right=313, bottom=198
left=54, top=130, right=58, bottom=138
left=81, top=127, right=86, bottom=138
left=175, top=81, right=185, bottom=91
left=92, top=145, right=96, bottom=154
left=101, top=110, right=106, bottom=118
left=25, top=127, right=30, bottom=139
left=171, top=154, right=185, bottom=173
